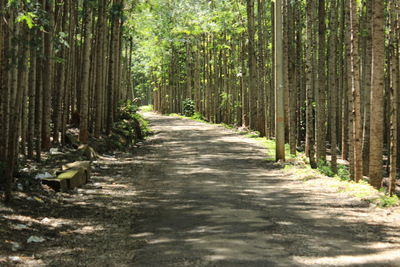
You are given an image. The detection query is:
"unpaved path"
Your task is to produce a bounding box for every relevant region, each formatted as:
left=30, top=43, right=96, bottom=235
left=2, top=112, right=400, bottom=266
left=128, top=113, right=400, bottom=267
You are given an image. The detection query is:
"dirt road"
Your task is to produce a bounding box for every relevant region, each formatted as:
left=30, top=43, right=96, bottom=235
left=2, top=112, right=400, bottom=266
left=128, top=113, right=400, bottom=266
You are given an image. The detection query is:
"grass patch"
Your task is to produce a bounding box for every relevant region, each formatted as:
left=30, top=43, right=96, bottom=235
left=190, top=112, right=208, bottom=122
left=169, top=112, right=226, bottom=125
left=283, top=160, right=399, bottom=207
left=167, top=112, right=206, bottom=122
left=140, top=105, right=153, bottom=112
left=250, top=139, right=399, bottom=208
left=338, top=180, right=378, bottom=199
left=245, top=132, right=261, bottom=138
left=283, top=163, right=322, bottom=181
left=282, top=158, right=399, bottom=208
left=336, top=180, right=399, bottom=207
left=245, top=135, right=293, bottom=161
left=167, top=113, right=181, bottom=117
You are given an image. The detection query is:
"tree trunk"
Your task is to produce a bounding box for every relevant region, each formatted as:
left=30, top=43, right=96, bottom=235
left=306, top=0, right=316, bottom=168
left=27, top=31, right=37, bottom=159
left=94, top=0, right=106, bottom=138
left=79, top=0, right=93, bottom=144
left=328, top=0, right=338, bottom=173
left=361, top=0, right=372, bottom=176
left=389, top=1, right=398, bottom=196
left=42, top=0, right=54, bottom=150
left=350, top=0, right=363, bottom=182
left=275, top=0, right=285, bottom=161
left=369, top=0, right=385, bottom=189
left=287, top=0, right=297, bottom=155
left=316, top=0, right=326, bottom=162
left=246, top=0, right=258, bottom=130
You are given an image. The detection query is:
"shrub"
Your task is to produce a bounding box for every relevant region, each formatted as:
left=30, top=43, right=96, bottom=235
left=190, top=112, right=207, bottom=122
left=337, top=164, right=351, bottom=181
left=113, top=101, right=152, bottom=147
left=132, top=113, right=152, bottom=137
left=118, top=100, right=139, bottom=120
left=379, top=195, right=399, bottom=207
left=182, top=98, right=195, bottom=117
left=317, top=160, right=335, bottom=177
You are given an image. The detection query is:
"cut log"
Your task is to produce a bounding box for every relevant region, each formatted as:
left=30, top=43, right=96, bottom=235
left=62, top=161, right=91, bottom=177
left=42, top=168, right=89, bottom=192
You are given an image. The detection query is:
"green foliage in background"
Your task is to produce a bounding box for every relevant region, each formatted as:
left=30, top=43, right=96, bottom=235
left=127, top=0, right=249, bottom=101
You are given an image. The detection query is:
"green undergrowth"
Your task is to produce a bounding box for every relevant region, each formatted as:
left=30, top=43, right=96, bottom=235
left=317, top=160, right=351, bottom=181
left=103, top=101, right=153, bottom=151
left=244, top=133, right=292, bottom=161
left=282, top=163, right=399, bottom=207
left=118, top=101, right=152, bottom=137
left=168, top=112, right=209, bottom=123
left=190, top=112, right=208, bottom=122
left=167, top=113, right=184, bottom=118
left=140, top=105, right=154, bottom=112
left=243, top=134, right=399, bottom=208
left=134, top=113, right=152, bottom=136
left=281, top=159, right=399, bottom=208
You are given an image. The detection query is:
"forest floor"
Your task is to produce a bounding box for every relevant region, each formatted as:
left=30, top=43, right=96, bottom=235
left=1, top=111, right=400, bottom=266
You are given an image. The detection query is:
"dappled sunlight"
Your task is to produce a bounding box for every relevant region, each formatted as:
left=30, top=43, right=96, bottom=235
left=147, top=237, right=175, bottom=245
left=293, top=247, right=400, bottom=266
left=4, top=112, right=397, bottom=266
left=72, top=225, right=105, bottom=235
left=130, top=232, right=154, bottom=238
left=124, top=113, right=400, bottom=266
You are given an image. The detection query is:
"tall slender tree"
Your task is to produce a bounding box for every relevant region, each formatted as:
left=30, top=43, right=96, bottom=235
left=275, top=0, right=285, bottom=162
left=350, top=0, right=363, bottom=182
left=305, top=0, right=316, bottom=168
left=389, top=1, right=398, bottom=196
left=369, top=0, right=385, bottom=189
left=79, top=0, right=93, bottom=144
left=246, top=0, right=258, bottom=130
left=316, top=0, right=326, bottom=162
left=328, top=0, right=338, bottom=173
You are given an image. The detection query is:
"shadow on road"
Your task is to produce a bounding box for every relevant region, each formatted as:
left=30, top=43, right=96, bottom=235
left=1, top=114, right=399, bottom=266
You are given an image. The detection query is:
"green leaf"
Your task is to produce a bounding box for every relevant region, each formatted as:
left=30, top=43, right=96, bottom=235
left=16, top=12, right=36, bottom=29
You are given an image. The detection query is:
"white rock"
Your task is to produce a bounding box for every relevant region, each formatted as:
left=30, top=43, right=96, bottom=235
left=41, top=218, right=51, bottom=224
left=27, top=236, right=46, bottom=243
left=50, top=148, right=64, bottom=155
left=14, top=224, right=28, bottom=230
left=11, top=242, right=21, bottom=251
left=9, top=256, right=22, bottom=262
left=35, top=172, right=54, bottom=180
